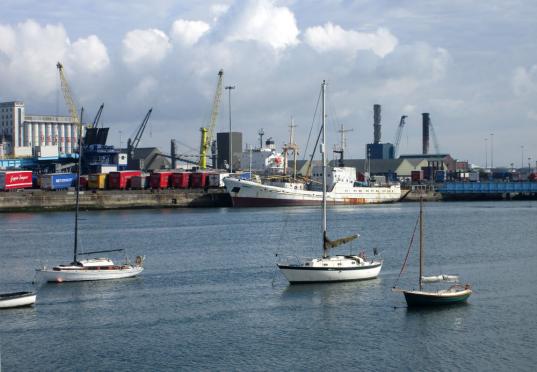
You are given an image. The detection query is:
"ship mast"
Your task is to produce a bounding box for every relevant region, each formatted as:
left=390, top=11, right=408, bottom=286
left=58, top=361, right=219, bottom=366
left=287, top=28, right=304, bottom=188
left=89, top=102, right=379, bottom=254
left=321, top=81, right=328, bottom=258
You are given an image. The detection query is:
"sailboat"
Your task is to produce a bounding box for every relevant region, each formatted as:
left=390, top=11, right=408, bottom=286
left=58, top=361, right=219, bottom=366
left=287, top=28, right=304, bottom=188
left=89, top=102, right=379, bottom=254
left=36, top=109, right=144, bottom=283
left=277, top=81, right=383, bottom=284
left=394, top=198, right=472, bottom=307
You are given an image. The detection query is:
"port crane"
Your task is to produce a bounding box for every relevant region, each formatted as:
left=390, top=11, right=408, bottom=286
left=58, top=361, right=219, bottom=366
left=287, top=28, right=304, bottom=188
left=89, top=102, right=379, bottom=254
left=393, top=115, right=407, bottom=158
left=92, top=103, right=104, bottom=128
left=199, top=69, right=224, bottom=169
left=127, top=108, right=153, bottom=163
left=57, top=62, right=80, bottom=127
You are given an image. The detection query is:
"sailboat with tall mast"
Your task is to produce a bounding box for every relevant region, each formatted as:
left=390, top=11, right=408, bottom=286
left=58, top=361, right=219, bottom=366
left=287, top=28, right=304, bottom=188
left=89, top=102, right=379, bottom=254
left=277, top=81, right=383, bottom=284
left=394, top=198, right=472, bottom=307
left=36, top=62, right=144, bottom=283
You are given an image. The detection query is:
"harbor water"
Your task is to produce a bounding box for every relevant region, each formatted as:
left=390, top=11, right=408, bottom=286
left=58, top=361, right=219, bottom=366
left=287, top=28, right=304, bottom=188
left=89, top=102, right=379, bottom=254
left=1, top=201, right=536, bottom=371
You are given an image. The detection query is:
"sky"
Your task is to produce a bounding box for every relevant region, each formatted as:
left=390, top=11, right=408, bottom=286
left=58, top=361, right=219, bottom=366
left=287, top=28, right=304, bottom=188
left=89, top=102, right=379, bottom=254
left=0, top=0, right=536, bottom=168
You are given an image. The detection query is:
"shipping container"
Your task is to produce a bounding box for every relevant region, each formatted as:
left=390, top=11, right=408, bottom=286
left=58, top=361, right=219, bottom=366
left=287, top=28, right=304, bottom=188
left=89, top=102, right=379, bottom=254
left=131, top=175, right=150, bottom=190
left=88, top=173, right=108, bottom=190
left=171, top=172, right=190, bottom=189
left=207, top=172, right=230, bottom=188
left=79, top=175, right=88, bottom=189
left=40, top=173, right=77, bottom=190
left=150, top=171, right=173, bottom=189
left=0, top=170, right=33, bottom=190
left=468, top=172, right=480, bottom=182
left=421, top=166, right=432, bottom=180
left=411, top=170, right=423, bottom=182
left=190, top=172, right=208, bottom=188
left=34, top=145, right=59, bottom=159
left=108, top=170, right=142, bottom=189
left=97, top=165, right=117, bottom=174
left=434, top=170, right=446, bottom=183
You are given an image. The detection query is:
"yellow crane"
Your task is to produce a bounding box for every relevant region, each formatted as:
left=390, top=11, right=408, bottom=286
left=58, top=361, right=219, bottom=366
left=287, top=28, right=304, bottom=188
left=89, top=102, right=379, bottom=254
left=199, top=69, right=224, bottom=169
left=56, top=62, right=80, bottom=127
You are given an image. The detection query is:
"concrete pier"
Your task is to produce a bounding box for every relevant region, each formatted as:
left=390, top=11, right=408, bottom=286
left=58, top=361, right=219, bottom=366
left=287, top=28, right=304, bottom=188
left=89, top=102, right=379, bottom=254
left=0, top=189, right=232, bottom=212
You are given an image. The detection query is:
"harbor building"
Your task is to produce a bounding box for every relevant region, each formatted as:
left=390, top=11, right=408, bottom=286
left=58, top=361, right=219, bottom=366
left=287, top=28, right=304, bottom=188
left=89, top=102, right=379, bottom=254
left=0, top=101, right=78, bottom=158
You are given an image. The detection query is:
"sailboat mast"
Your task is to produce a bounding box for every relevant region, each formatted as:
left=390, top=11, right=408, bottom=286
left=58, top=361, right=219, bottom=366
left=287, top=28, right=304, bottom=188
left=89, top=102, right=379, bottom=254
left=73, top=108, right=83, bottom=264
left=419, top=198, right=424, bottom=290
left=321, top=80, right=328, bottom=258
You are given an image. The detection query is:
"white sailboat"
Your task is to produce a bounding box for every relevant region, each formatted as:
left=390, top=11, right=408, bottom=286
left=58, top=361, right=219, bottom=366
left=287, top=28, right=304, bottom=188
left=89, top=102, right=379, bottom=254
left=277, top=81, right=383, bottom=284
left=36, top=78, right=144, bottom=283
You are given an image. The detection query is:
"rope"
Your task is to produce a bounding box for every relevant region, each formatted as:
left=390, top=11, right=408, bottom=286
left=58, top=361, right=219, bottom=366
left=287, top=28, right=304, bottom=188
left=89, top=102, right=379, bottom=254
left=302, top=88, right=322, bottom=162
left=392, top=214, right=420, bottom=288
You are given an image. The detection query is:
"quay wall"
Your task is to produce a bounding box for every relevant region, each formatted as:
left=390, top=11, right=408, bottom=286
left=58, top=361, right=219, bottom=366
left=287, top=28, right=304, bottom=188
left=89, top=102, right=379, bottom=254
left=0, top=189, right=232, bottom=212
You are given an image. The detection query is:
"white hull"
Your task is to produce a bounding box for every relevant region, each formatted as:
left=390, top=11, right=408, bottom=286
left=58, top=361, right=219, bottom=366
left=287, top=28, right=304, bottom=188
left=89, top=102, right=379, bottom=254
left=225, top=178, right=401, bottom=207
left=0, top=292, right=36, bottom=308
left=278, top=256, right=382, bottom=284
left=37, top=266, right=143, bottom=282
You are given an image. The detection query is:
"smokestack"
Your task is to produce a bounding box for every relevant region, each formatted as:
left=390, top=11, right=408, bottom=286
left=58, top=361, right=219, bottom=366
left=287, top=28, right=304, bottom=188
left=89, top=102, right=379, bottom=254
left=373, top=104, right=381, bottom=144
left=170, top=139, right=177, bottom=169
left=422, top=113, right=430, bottom=155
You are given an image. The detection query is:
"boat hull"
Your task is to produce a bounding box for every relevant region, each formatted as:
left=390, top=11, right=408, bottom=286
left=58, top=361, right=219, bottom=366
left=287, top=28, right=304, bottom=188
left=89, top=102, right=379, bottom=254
left=37, top=266, right=144, bottom=282
left=0, top=291, right=36, bottom=309
left=403, top=289, right=472, bottom=307
left=224, top=178, right=401, bottom=207
left=278, top=263, right=382, bottom=284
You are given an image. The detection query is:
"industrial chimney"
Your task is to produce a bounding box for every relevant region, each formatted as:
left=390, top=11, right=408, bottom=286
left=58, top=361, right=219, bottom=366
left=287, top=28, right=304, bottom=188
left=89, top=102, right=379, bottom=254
left=422, top=113, right=430, bottom=155
left=373, top=104, right=381, bottom=144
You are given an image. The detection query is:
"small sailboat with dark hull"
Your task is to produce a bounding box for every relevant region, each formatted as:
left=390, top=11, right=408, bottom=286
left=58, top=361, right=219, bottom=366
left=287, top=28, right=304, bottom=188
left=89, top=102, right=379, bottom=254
left=394, top=198, right=472, bottom=307
left=277, top=81, right=383, bottom=284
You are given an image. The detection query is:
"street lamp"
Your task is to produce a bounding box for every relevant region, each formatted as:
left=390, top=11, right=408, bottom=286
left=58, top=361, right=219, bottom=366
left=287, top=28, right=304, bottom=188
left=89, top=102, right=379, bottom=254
left=225, top=85, right=236, bottom=173
left=521, top=145, right=525, bottom=169
left=490, top=133, right=494, bottom=169
left=484, top=138, right=488, bottom=169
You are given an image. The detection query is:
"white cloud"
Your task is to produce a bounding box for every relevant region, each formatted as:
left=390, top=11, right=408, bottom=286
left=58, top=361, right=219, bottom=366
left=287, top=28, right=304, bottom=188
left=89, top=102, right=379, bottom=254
left=224, top=0, right=299, bottom=50
left=128, top=76, right=159, bottom=102
left=304, top=23, right=398, bottom=58
left=0, top=20, right=109, bottom=99
left=122, top=28, right=171, bottom=65
left=512, top=65, right=537, bottom=96
left=210, top=4, right=230, bottom=22
left=170, top=19, right=210, bottom=47
left=69, top=35, right=110, bottom=73
left=528, top=110, right=537, bottom=121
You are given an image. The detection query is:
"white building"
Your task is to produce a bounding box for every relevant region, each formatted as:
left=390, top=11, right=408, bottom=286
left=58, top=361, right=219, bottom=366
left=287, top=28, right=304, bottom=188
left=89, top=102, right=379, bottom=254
left=0, top=101, right=78, bottom=157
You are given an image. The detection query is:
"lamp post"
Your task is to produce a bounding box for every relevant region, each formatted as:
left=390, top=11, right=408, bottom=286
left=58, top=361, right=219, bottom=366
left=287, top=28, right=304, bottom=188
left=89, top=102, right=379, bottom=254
left=521, top=145, right=524, bottom=169
left=484, top=138, right=488, bottom=169
left=490, top=133, right=494, bottom=169
left=225, top=85, right=236, bottom=173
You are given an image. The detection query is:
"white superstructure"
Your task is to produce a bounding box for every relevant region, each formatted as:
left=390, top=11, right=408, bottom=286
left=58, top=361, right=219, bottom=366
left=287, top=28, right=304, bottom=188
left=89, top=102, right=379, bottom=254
left=240, top=139, right=285, bottom=175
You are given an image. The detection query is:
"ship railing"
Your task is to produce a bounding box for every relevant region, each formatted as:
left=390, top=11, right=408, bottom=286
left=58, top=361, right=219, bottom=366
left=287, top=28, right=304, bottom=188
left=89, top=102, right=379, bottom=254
left=276, top=255, right=313, bottom=266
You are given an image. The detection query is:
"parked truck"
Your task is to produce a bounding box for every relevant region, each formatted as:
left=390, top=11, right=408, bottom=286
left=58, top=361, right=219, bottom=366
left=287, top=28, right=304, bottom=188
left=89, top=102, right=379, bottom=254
left=0, top=170, right=33, bottom=191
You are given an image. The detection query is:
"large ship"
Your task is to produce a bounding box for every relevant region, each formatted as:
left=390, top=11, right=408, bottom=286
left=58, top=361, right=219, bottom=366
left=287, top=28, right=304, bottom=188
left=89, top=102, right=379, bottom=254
left=224, top=166, right=401, bottom=207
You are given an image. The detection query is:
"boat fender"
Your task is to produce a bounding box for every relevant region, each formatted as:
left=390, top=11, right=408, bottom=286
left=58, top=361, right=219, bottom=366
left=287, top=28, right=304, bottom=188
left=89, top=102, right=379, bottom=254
left=135, top=256, right=144, bottom=267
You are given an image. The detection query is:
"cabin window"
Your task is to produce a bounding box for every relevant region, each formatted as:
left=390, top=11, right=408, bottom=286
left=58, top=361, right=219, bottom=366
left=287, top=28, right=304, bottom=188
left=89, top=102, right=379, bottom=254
left=323, top=264, right=328, bottom=266
left=351, top=261, right=355, bottom=264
